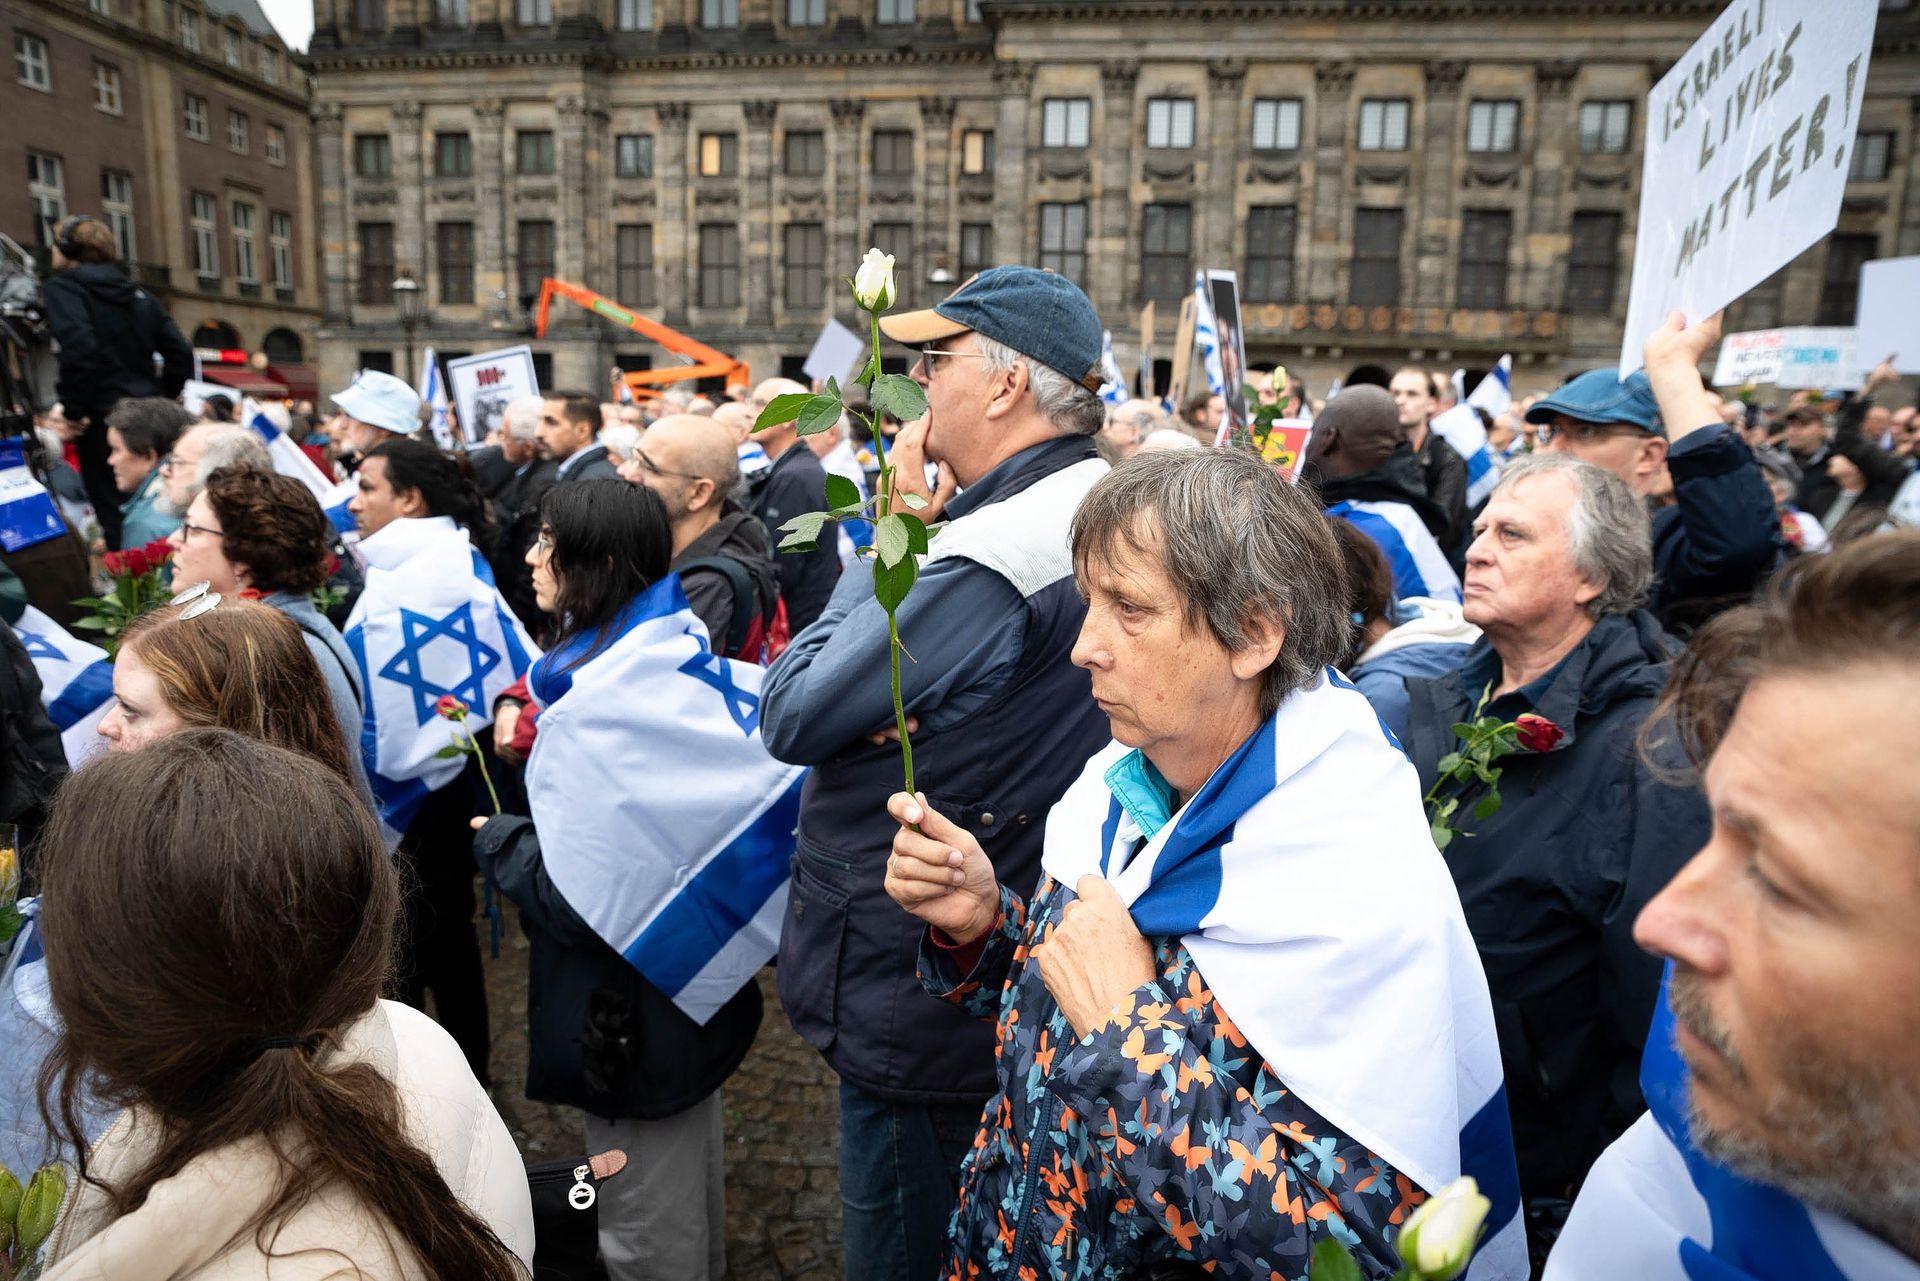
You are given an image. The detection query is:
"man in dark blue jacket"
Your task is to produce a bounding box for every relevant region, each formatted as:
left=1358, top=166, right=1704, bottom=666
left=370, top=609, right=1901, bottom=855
left=1527, top=311, right=1780, bottom=633
left=761, top=267, right=1113, bottom=1281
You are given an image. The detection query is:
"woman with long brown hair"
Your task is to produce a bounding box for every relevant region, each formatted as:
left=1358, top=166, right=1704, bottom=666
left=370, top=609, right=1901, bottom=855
left=28, top=729, right=531, bottom=1278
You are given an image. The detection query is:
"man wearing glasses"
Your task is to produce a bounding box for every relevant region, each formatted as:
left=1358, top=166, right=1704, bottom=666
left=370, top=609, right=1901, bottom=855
left=1527, top=312, right=1780, bottom=630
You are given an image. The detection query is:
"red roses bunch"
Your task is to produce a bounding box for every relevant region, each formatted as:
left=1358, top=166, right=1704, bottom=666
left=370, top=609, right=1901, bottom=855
left=74, top=538, right=177, bottom=656
left=1422, top=687, right=1565, bottom=851
left=101, top=537, right=174, bottom=581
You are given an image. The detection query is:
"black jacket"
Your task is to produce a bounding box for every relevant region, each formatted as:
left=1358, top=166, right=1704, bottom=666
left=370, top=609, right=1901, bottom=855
left=1793, top=396, right=1911, bottom=522
left=0, top=619, right=70, bottom=874
left=1404, top=611, right=1708, bottom=1205
left=1415, top=428, right=1472, bottom=552
left=749, top=443, right=839, bottom=632
left=554, top=444, right=620, bottom=484
left=42, top=264, right=191, bottom=427
left=474, top=814, right=761, bottom=1120
left=674, top=504, right=779, bottom=650
left=485, top=456, right=558, bottom=637
left=1650, top=425, right=1784, bottom=635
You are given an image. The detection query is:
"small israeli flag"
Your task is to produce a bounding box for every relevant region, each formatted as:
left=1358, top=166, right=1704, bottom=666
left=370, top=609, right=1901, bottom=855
left=1468, top=355, right=1514, bottom=418
left=524, top=573, right=806, bottom=1024
left=1327, top=498, right=1462, bottom=603
left=419, top=347, right=455, bottom=450
left=243, top=399, right=335, bottom=502
left=1429, top=401, right=1503, bottom=509
left=0, top=439, right=68, bottom=554
left=1192, top=274, right=1226, bottom=398
left=1097, top=330, right=1128, bottom=406
left=11, top=606, right=112, bottom=766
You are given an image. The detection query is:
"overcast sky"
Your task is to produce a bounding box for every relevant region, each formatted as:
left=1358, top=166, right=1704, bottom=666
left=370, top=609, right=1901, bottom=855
left=257, top=0, right=312, bottom=51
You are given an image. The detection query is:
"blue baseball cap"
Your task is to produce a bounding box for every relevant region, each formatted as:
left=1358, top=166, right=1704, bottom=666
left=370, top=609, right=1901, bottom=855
left=878, top=266, right=1105, bottom=393
left=330, top=369, right=422, bottom=436
left=1524, top=369, right=1662, bottom=433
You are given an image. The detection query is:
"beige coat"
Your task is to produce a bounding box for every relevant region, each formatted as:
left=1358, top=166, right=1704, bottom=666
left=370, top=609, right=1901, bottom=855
left=40, top=1000, right=535, bottom=1280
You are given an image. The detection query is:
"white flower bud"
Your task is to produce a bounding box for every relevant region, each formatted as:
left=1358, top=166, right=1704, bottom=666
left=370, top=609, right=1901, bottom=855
left=852, top=248, right=897, bottom=312
left=1398, top=1176, right=1491, bottom=1281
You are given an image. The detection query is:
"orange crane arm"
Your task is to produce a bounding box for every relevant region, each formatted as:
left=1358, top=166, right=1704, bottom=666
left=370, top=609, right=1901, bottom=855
left=531, top=277, right=751, bottom=399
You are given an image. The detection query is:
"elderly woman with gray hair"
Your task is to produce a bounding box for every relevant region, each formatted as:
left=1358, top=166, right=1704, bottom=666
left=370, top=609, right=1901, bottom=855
left=1400, top=451, right=1711, bottom=1265
left=884, top=449, right=1527, bottom=1281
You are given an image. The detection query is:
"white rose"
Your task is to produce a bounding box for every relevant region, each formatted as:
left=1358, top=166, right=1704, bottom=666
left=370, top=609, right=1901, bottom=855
left=1398, top=1176, right=1491, bottom=1281
left=852, top=247, right=897, bottom=312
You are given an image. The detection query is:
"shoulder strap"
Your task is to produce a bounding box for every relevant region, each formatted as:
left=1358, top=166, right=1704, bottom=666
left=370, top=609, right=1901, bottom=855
left=676, top=555, right=755, bottom=655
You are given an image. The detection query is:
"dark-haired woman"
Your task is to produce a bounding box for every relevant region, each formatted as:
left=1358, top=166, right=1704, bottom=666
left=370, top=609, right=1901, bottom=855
left=343, top=437, right=538, bottom=1086
left=474, top=479, right=797, bottom=1281
left=31, top=730, right=532, bottom=1278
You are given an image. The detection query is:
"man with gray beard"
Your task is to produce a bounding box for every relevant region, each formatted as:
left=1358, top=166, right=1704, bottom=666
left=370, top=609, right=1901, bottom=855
left=156, top=420, right=272, bottom=516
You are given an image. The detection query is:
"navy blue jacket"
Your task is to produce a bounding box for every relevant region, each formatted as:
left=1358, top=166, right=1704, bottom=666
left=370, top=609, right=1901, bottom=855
left=1650, top=424, right=1783, bottom=632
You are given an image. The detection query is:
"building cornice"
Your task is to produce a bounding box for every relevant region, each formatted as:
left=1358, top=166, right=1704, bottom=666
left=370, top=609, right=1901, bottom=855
left=980, top=0, right=1727, bottom=18
left=306, top=28, right=994, bottom=75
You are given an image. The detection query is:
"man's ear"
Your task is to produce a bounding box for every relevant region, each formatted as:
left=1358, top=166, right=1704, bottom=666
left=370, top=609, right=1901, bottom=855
left=982, top=357, right=1028, bottom=421
left=1637, top=434, right=1670, bottom=481
left=397, top=486, right=430, bottom=519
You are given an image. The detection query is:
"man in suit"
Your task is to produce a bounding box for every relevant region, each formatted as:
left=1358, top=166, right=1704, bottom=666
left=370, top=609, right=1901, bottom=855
left=746, top=377, right=840, bottom=631
left=536, top=391, right=621, bottom=483
left=478, top=396, right=556, bottom=635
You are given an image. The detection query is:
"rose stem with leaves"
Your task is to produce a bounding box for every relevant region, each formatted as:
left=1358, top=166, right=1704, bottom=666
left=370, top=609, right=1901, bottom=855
left=862, top=307, right=915, bottom=795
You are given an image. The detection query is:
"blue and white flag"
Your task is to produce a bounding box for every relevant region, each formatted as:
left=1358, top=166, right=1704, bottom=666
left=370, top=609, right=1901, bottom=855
left=1097, top=329, right=1128, bottom=406
left=1429, top=402, right=1503, bottom=509
left=1468, top=355, right=1514, bottom=419
left=1043, top=672, right=1526, bottom=1281
left=11, top=606, right=112, bottom=767
left=343, top=515, right=539, bottom=839
left=0, top=438, right=68, bottom=554
left=1327, top=498, right=1463, bottom=603
left=1546, top=968, right=1916, bottom=1281
left=243, top=398, right=335, bottom=502
left=1192, top=274, right=1226, bottom=398
left=524, top=573, right=806, bottom=1024
left=419, top=347, right=455, bottom=450
left=321, top=475, right=359, bottom=537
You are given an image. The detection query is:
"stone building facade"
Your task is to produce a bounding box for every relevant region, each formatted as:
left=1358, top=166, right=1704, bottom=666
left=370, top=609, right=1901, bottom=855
left=307, top=0, right=1920, bottom=399
left=2, top=0, right=320, bottom=380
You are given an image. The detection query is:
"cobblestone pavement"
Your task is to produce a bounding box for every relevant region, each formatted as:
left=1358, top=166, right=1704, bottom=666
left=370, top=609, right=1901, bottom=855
left=482, top=930, right=844, bottom=1280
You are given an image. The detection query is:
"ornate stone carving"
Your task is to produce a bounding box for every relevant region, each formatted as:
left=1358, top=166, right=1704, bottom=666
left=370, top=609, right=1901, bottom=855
left=1462, top=165, right=1520, bottom=189
left=431, top=186, right=476, bottom=203
left=353, top=186, right=397, bottom=205
left=1038, top=153, right=1092, bottom=181
left=1249, top=161, right=1300, bottom=184
left=515, top=185, right=558, bottom=203
left=1535, top=60, right=1579, bottom=98
left=1100, top=60, right=1139, bottom=95
left=919, top=96, right=956, bottom=126
left=1143, top=157, right=1194, bottom=181
left=391, top=101, right=423, bottom=122
left=472, top=99, right=505, bottom=121
left=694, top=185, right=738, bottom=206
left=1355, top=164, right=1408, bottom=185
left=828, top=98, right=866, bottom=125
left=1207, top=58, right=1247, bottom=92
left=785, top=185, right=825, bottom=207
left=1573, top=168, right=1630, bottom=190
left=1314, top=61, right=1354, bottom=95
left=1424, top=60, right=1467, bottom=93
left=870, top=186, right=916, bottom=205
left=312, top=101, right=345, bottom=130
left=613, top=190, right=658, bottom=208
left=744, top=100, right=779, bottom=127
left=992, top=60, right=1033, bottom=94
left=957, top=185, right=995, bottom=205
left=655, top=101, right=691, bottom=127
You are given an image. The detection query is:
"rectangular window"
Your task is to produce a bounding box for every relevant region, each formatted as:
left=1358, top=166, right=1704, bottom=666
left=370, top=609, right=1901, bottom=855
left=1456, top=210, right=1511, bottom=309
left=1145, top=98, right=1195, bottom=150
left=1466, top=100, right=1520, bottom=154
left=698, top=223, right=740, bottom=306
left=871, top=221, right=911, bottom=304
left=515, top=0, right=551, bottom=23
left=179, top=9, right=199, bottom=49
left=516, top=130, right=555, bottom=175
left=354, top=134, right=391, bottom=178
left=1251, top=98, right=1301, bottom=152
left=701, top=0, right=737, bottom=26
left=434, top=132, right=471, bottom=177
left=787, top=0, right=824, bottom=23
left=1038, top=202, right=1086, bottom=286
left=221, top=25, right=240, bottom=66
left=876, top=0, right=914, bottom=21
left=1578, top=101, right=1633, bottom=155
left=698, top=132, right=737, bottom=177
left=616, top=223, right=655, bottom=306
left=191, top=191, right=218, bottom=278
left=1817, top=233, right=1877, bottom=325
left=231, top=200, right=256, bottom=284
left=261, top=46, right=279, bottom=83
left=872, top=129, right=914, bottom=177
left=1041, top=98, right=1091, bottom=148
left=435, top=221, right=473, bottom=304
left=615, top=133, right=653, bottom=178
left=353, top=0, right=383, bottom=31
left=265, top=125, right=286, bottom=165
left=516, top=220, right=554, bottom=301
left=1244, top=205, right=1296, bottom=303
left=1564, top=211, right=1620, bottom=316
left=616, top=0, right=650, bottom=28
left=15, top=34, right=49, bottom=91
left=435, top=0, right=468, bottom=23
left=26, top=152, right=65, bottom=249
left=961, top=128, right=993, bottom=175
left=93, top=63, right=122, bottom=114
left=227, top=110, right=249, bottom=154
left=1350, top=206, right=1403, bottom=306
left=1139, top=204, right=1192, bottom=302
left=102, top=170, right=136, bottom=262
left=959, top=222, right=992, bottom=279
left=783, top=130, right=824, bottom=176
left=184, top=93, right=209, bottom=141
left=1357, top=99, right=1410, bottom=151
left=358, top=221, right=394, bottom=304
left=270, top=211, right=292, bottom=289
left=1850, top=131, right=1894, bottom=181
left=783, top=222, right=825, bottom=309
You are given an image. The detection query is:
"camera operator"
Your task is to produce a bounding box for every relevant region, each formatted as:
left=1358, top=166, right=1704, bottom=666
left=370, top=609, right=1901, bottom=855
left=41, top=215, right=192, bottom=546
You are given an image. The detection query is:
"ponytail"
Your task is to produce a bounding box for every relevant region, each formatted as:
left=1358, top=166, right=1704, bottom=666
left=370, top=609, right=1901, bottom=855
left=364, top=436, right=491, bottom=538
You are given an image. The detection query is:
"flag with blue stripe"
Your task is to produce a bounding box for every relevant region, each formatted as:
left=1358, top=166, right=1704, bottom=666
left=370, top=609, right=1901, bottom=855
left=419, top=347, right=455, bottom=449
left=1545, top=967, right=1915, bottom=1281
left=1192, top=274, right=1226, bottom=398
left=11, top=606, right=112, bottom=767
left=1098, top=329, right=1128, bottom=406
left=1327, top=499, right=1462, bottom=603
left=322, top=475, right=359, bottom=536
left=1042, top=672, right=1526, bottom=1281
left=243, top=398, right=336, bottom=502
left=524, top=573, right=806, bottom=1024
left=343, top=516, right=539, bottom=840
left=1429, top=402, right=1503, bottom=509
left=1468, top=355, right=1513, bottom=418
left=0, top=438, right=67, bottom=554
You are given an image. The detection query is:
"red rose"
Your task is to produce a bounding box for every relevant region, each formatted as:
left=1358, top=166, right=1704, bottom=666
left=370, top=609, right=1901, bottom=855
left=1515, top=713, right=1564, bottom=754
left=103, top=551, right=126, bottom=577
left=125, top=547, right=152, bottom=578
left=143, top=538, right=175, bottom=566
left=435, top=695, right=468, bottom=720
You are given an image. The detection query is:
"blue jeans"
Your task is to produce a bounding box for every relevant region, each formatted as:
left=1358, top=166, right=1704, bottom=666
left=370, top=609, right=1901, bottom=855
left=838, top=1080, right=985, bottom=1281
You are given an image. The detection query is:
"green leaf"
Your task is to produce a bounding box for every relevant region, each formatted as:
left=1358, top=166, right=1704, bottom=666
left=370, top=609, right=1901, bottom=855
left=1309, top=1238, right=1367, bottom=1281
left=778, top=536, right=818, bottom=553
left=874, top=513, right=911, bottom=567
left=1474, top=790, right=1504, bottom=821
left=902, top=512, right=929, bottom=554
left=795, top=392, right=844, bottom=437
left=435, top=745, right=467, bottom=759
left=779, top=511, right=830, bottom=541
left=901, top=492, right=929, bottom=510
left=853, top=364, right=876, bottom=387
left=872, top=549, right=918, bottom=612
left=1449, top=721, right=1477, bottom=741
left=1439, top=796, right=1460, bottom=819
left=753, top=392, right=812, bottom=431
left=823, top=474, right=861, bottom=511
left=1430, top=823, right=1455, bottom=852
left=1435, top=751, right=1462, bottom=776
left=871, top=372, right=929, bottom=422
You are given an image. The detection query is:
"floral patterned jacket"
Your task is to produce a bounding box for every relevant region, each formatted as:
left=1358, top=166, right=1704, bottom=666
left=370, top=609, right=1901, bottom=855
left=919, top=875, right=1422, bottom=1281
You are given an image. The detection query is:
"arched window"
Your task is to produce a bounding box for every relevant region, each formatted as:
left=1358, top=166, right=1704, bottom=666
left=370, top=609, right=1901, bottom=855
left=191, top=320, right=241, bottom=349
left=262, top=327, right=303, bottom=363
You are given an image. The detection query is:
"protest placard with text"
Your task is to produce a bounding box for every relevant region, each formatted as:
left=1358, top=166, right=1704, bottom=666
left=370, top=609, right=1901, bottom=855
left=1619, top=0, right=1877, bottom=376
left=1710, top=327, right=1860, bottom=388
left=447, top=346, right=540, bottom=445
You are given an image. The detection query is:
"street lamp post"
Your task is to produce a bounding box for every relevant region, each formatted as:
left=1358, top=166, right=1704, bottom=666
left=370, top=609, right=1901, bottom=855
left=392, top=267, right=422, bottom=382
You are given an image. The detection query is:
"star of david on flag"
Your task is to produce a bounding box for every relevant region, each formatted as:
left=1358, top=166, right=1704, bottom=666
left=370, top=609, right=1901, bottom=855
left=676, top=629, right=759, bottom=735
left=14, top=631, right=63, bottom=663
left=12, top=606, right=115, bottom=767
left=378, top=603, right=503, bottom=726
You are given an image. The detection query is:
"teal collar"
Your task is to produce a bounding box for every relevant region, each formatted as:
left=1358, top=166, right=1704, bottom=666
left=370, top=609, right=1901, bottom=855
left=1103, top=749, right=1180, bottom=841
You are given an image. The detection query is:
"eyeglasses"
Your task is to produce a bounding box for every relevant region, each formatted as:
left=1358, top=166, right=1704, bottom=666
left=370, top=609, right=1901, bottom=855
left=178, top=518, right=224, bottom=541
left=919, top=344, right=989, bottom=371
left=629, top=448, right=702, bottom=482
left=533, top=530, right=554, bottom=556
left=170, top=580, right=223, bottom=620
left=1535, top=419, right=1652, bottom=447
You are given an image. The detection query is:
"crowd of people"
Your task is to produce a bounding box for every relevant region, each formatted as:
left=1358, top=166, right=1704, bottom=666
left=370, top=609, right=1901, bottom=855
left=0, top=220, right=1913, bottom=1281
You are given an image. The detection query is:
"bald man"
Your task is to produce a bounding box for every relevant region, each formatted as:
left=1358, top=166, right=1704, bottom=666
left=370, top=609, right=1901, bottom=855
left=745, top=378, right=840, bottom=629
left=621, top=414, right=780, bottom=652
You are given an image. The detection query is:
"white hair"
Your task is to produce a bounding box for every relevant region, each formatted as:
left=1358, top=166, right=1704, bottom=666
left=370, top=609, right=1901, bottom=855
left=599, top=423, right=641, bottom=464
left=974, top=335, right=1105, bottom=436
left=502, top=396, right=543, bottom=443
left=1139, top=428, right=1202, bottom=452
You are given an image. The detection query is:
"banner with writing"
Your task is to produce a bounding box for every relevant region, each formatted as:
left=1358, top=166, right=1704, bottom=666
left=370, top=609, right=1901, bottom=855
left=1710, top=326, right=1860, bottom=389
left=1619, top=0, right=1877, bottom=376
left=447, top=345, right=540, bottom=445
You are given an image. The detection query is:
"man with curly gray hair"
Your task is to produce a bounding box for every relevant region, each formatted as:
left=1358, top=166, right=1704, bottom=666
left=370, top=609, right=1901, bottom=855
left=1402, top=450, right=1711, bottom=1266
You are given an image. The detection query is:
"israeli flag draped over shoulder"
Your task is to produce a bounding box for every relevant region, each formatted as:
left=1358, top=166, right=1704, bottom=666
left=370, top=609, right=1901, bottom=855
left=343, top=515, right=538, bottom=840
left=11, top=605, right=113, bottom=767
left=1043, top=670, right=1527, bottom=1281
left=1326, top=498, right=1462, bottom=604
left=524, top=572, right=805, bottom=1025
left=243, top=398, right=336, bottom=502
left=1545, top=968, right=1916, bottom=1281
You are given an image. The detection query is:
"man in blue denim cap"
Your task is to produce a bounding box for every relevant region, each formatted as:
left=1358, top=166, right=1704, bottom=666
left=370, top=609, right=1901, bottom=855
left=761, top=266, right=1114, bottom=1281
left=1528, top=312, right=1780, bottom=628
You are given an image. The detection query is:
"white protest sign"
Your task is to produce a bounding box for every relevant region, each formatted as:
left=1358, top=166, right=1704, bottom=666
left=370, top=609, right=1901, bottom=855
left=180, top=379, right=228, bottom=415
left=1619, top=0, right=1877, bottom=375
left=802, top=320, right=865, bottom=387
left=1854, top=256, right=1920, bottom=375
left=1710, top=326, right=1859, bottom=387
left=1711, top=329, right=1789, bottom=385
left=446, top=346, right=540, bottom=445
